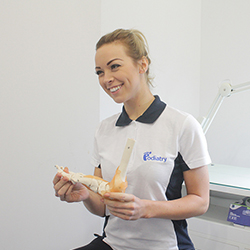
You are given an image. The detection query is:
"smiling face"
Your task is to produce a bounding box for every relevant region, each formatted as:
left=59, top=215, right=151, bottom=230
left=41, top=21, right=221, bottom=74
left=95, top=42, right=148, bottom=105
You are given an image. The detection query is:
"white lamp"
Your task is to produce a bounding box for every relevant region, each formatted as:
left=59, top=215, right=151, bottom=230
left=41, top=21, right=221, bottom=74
left=200, top=80, right=250, bottom=134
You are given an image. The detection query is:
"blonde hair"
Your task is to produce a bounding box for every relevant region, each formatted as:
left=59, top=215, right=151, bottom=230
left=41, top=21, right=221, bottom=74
left=96, top=28, right=153, bottom=86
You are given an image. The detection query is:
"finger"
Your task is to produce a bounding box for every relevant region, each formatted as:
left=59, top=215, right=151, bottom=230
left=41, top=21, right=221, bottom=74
left=104, top=198, right=131, bottom=212
left=63, top=184, right=77, bottom=202
left=58, top=185, right=73, bottom=201
left=107, top=204, right=136, bottom=221
left=53, top=170, right=70, bottom=184
left=57, top=181, right=72, bottom=197
left=53, top=173, right=62, bottom=185
left=65, top=183, right=74, bottom=196
left=54, top=177, right=72, bottom=198
left=109, top=210, right=133, bottom=220
left=54, top=178, right=65, bottom=192
left=105, top=192, right=134, bottom=202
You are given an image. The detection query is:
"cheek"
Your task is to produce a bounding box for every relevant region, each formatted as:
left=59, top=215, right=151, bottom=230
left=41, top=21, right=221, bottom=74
left=98, top=77, right=105, bottom=88
left=99, top=78, right=110, bottom=94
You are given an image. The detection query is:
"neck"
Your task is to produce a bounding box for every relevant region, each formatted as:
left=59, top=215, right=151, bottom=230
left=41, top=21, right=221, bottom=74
left=124, top=91, right=155, bottom=121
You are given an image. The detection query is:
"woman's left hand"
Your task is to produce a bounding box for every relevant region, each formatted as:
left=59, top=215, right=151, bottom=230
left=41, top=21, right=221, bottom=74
left=102, top=192, right=146, bottom=220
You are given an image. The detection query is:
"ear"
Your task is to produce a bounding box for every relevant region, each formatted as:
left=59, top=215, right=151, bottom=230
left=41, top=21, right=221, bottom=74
left=138, top=56, right=149, bottom=74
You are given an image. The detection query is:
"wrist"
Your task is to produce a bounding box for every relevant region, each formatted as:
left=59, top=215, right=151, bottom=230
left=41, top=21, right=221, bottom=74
left=141, top=200, right=170, bottom=219
left=141, top=199, right=154, bottom=219
left=82, top=189, right=92, bottom=203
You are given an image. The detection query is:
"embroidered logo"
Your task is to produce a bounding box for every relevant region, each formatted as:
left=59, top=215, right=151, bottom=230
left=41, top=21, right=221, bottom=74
left=143, top=152, right=168, bottom=163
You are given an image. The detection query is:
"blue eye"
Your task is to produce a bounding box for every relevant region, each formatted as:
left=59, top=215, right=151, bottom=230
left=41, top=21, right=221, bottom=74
left=111, top=64, right=120, bottom=70
left=96, top=70, right=103, bottom=76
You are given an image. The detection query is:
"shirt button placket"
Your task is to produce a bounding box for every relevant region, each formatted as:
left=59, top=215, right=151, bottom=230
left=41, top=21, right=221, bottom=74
left=132, top=120, right=138, bottom=141
left=127, top=121, right=137, bottom=171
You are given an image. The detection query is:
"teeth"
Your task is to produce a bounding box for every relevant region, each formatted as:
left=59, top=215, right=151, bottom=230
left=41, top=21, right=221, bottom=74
left=110, top=85, right=122, bottom=93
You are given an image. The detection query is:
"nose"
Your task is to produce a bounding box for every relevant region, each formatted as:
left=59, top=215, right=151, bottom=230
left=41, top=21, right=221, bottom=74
left=103, top=71, right=114, bottom=86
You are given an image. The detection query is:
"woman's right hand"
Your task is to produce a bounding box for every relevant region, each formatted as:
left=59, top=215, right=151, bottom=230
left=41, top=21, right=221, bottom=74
left=53, top=173, right=90, bottom=203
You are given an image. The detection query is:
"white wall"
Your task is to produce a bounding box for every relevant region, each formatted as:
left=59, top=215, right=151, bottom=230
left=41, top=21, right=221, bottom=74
left=200, top=0, right=250, bottom=168
left=0, top=1, right=103, bottom=250
left=2, top=1, right=249, bottom=250
left=0, top=1, right=202, bottom=249
left=99, top=0, right=202, bottom=120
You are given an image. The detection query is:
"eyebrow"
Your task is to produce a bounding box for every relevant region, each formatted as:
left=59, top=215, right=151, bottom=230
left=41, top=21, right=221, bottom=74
left=95, top=58, right=122, bottom=70
left=107, top=58, right=122, bottom=66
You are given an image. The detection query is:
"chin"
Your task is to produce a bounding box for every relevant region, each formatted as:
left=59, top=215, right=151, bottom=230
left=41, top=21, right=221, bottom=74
left=112, top=98, right=124, bottom=104
left=110, top=95, right=125, bottom=104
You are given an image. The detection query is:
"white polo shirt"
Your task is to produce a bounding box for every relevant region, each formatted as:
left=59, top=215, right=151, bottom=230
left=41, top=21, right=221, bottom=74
left=91, top=96, right=211, bottom=250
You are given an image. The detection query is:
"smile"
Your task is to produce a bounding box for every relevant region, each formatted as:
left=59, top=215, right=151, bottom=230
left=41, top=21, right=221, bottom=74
left=109, top=84, right=123, bottom=93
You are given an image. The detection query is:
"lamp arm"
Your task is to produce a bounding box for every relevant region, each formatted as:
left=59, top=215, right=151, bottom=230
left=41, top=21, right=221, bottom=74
left=201, top=93, right=225, bottom=134
left=200, top=80, right=250, bottom=134
left=231, top=81, right=250, bottom=95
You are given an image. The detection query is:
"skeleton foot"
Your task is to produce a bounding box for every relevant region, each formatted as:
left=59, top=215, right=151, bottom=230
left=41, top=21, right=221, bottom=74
left=55, top=165, right=110, bottom=195
left=55, top=138, right=135, bottom=196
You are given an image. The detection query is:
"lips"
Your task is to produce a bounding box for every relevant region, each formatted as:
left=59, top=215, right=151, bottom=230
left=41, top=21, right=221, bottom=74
left=109, top=84, right=123, bottom=93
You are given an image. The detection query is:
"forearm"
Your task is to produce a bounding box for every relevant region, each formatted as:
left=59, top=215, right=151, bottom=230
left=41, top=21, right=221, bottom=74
left=83, top=190, right=106, bottom=217
left=142, top=194, right=209, bottom=220
left=103, top=166, right=210, bottom=221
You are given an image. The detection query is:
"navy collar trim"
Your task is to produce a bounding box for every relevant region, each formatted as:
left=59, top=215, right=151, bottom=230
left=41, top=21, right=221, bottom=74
left=115, top=95, right=166, bottom=127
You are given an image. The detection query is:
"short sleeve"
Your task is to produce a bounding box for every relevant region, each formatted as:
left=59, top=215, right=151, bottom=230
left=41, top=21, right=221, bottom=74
left=179, top=115, right=211, bottom=169
left=90, top=132, right=101, bottom=168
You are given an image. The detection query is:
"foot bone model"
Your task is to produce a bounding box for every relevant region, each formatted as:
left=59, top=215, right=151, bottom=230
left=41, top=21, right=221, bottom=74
left=55, top=138, right=135, bottom=196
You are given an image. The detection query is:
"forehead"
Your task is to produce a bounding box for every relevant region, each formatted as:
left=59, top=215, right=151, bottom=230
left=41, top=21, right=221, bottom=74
left=95, top=42, right=129, bottom=65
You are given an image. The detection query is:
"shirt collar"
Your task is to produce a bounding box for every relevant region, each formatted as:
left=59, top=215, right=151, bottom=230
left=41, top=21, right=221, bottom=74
left=115, top=95, right=166, bottom=127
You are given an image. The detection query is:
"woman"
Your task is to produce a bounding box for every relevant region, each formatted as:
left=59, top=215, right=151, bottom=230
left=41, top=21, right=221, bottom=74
left=53, top=29, right=211, bottom=250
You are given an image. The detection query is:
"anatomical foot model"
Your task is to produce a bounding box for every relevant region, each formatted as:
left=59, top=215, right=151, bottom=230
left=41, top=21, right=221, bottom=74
left=55, top=138, right=135, bottom=196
